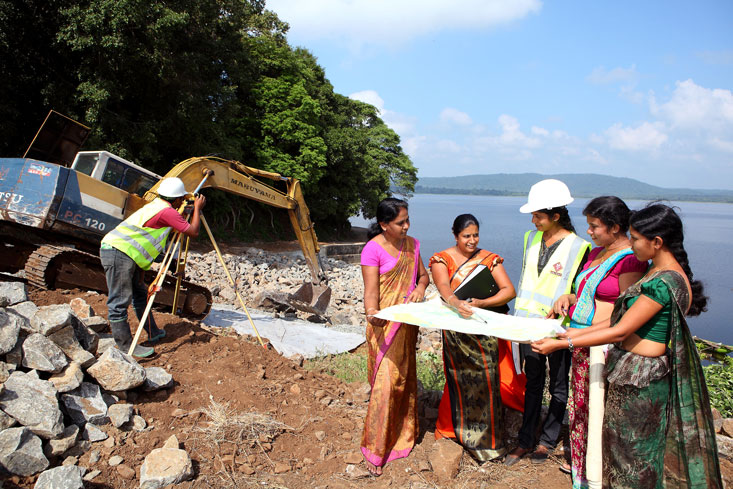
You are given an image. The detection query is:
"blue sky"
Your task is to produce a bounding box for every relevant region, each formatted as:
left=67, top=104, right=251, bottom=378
left=265, top=0, right=733, bottom=190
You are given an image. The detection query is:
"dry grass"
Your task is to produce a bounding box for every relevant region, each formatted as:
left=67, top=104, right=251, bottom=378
left=188, top=398, right=293, bottom=489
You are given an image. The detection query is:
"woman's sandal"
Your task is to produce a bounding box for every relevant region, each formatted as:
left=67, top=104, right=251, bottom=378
left=364, top=459, right=382, bottom=476
left=559, top=462, right=571, bottom=474
left=504, top=446, right=531, bottom=467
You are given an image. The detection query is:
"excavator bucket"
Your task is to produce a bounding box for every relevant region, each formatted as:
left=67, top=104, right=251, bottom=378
left=288, top=282, right=332, bottom=316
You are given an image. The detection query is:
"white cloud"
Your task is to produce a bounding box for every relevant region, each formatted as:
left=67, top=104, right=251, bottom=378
left=531, top=126, right=549, bottom=136
left=586, top=65, right=638, bottom=85
left=348, top=89, right=417, bottom=135
left=604, top=122, right=667, bottom=151
left=349, top=90, right=384, bottom=114
left=266, top=0, right=542, bottom=45
left=709, top=138, right=733, bottom=153
left=436, top=139, right=462, bottom=153
left=496, top=114, right=541, bottom=148
left=440, top=108, right=473, bottom=126
left=650, top=79, right=733, bottom=131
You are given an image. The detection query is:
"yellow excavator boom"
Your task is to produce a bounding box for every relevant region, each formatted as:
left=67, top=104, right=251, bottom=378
left=143, top=157, right=327, bottom=287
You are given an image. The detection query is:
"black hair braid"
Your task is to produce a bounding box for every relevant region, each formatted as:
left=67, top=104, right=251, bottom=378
left=668, top=239, right=707, bottom=316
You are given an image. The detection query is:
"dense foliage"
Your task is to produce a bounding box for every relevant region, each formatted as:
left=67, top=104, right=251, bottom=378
left=0, top=0, right=416, bottom=234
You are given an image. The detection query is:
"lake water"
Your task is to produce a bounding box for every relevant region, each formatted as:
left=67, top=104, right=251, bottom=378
left=351, top=194, right=733, bottom=345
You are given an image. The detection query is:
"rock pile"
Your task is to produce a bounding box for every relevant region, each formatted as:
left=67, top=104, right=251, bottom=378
left=185, top=249, right=366, bottom=325
left=0, top=280, right=192, bottom=488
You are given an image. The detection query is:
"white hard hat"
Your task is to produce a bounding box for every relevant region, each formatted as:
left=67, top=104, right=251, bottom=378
left=157, top=177, right=188, bottom=198
left=519, top=179, right=574, bottom=214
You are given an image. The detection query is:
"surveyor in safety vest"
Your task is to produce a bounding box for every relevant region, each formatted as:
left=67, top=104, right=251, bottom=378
left=100, top=177, right=206, bottom=357
left=504, top=179, right=590, bottom=467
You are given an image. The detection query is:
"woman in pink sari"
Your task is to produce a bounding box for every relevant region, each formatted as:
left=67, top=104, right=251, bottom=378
left=361, top=198, right=429, bottom=476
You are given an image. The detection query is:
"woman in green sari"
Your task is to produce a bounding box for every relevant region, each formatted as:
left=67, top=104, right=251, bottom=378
left=531, top=203, right=722, bottom=488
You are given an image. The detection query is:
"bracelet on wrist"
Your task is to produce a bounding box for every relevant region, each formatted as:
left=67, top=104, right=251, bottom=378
left=567, top=337, right=574, bottom=351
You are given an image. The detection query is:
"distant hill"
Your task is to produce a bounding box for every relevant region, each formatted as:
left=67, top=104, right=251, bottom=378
left=416, top=173, right=733, bottom=203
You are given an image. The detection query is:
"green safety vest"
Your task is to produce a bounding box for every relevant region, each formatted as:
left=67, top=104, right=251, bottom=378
left=514, top=230, right=590, bottom=319
left=101, top=198, right=174, bottom=270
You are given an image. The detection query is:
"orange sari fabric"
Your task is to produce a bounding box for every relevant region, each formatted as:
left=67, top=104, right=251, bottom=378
left=361, top=237, right=419, bottom=467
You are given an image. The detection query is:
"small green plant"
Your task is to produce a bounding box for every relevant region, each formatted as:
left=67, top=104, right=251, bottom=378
left=416, top=351, right=445, bottom=391
left=704, top=356, right=733, bottom=418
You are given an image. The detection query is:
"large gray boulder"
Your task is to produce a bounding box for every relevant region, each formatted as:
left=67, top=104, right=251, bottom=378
left=0, top=309, right=24, bottom=355
left=0, top=370, right=64, bottom=438
left=87, top=348, right=146, bottom=391
left=22, top=333, right=68, bottom=373
left=47, top=325, right=95, bottom=368
left=139, top=444, right=194, bottom=489
left=34, top=465, right=83, bottom=489
left=0, top=426, right=49, bottom=476
left=30, top=304, right=73, bottom=336
left=61, top=382, right=108, bottom=426
left=0, top=281, right=27, bottom=307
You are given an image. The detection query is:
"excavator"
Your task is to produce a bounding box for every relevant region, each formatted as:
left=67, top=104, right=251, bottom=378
left=0, top=110, right=331, bottom=319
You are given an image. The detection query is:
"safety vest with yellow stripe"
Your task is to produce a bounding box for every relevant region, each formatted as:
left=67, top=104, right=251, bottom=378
left=101, top=198, right=173, bottom=270
left=514, top=230, right=590, bottom=319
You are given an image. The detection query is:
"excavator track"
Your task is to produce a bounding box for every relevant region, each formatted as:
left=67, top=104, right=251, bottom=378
left=24, top=245, right=212, bottom=320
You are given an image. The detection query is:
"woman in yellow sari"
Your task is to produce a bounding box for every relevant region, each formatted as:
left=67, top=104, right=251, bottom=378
left=361, top=198, right=429, bottom=476
left=430, top=214, right=516, bottom=461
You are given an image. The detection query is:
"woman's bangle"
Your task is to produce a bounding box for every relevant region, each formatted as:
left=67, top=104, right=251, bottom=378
left=366, top=308, right=378, bottom=315
left=567, top=337, right=574, bottom=352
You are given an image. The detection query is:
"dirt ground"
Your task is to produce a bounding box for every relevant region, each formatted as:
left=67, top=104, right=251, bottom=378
left=6, top=286, right=574, bottom=489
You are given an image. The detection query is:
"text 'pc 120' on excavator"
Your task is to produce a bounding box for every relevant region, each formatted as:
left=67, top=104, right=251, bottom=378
left=0, top=110, right=331, bottom=319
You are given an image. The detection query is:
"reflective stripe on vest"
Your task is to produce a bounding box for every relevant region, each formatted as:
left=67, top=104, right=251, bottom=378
left=101, top=198, right=173, bottom=270
left=514, top=230, right=589, bottom=319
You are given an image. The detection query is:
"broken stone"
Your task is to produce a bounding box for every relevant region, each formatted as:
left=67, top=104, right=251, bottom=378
left=87, top=347, right=146, bottom=391
left=0, top=409, right=17, bottom=430
left=22, top=333, right=68, bottom=373
left=107, top=403, right=134, bottom=428
left=0, top=426, right=49, bottom=476
left=30, top=304, right=73, bottom=336
left=47, top=326, right=95, bottom=368
left=89, top=450, right=101, bottom=464
left=723, top=418, right=733, bottom=438
left=8, top=300, right=38, bottom=323
left=0, top=370, right=64, bottom=439
left=44, top=425, right=80, bottom=458
left=0, top=360, right=9, bottom=383
left=69, top=314, right=99, bottom=354
left=344, top=464, right=370, bottom=479
left=143, top=367, right=173, bottom=391
left=83, top=469, right=101, bottom=481
left=116, top=463, right=136, bottom=479
left=140, top=447, right=194, bottom=489
left=5, top=333, right=24, bottom=366
left=82, top=423, right=108, bottom=442
left=81, top=316, right=108, bottom=334
left=290, top=384, right=301, bottom=395
left=62, top=455, right=78, bottom=466
left=34, top=465, right=83, bottom=489
left=127, top=415, right=147, bottom=432
left=61, top=382, right=108, bottom=426
left=0, top=281, right=27, bottom=307
left=69, top=298, right=94, bottom=319
left=315, top=431, right=326, bottom=441
left=273, top=462, right=290, bottom=473
left=429, top=438, right=463, bottom=479
left=49, top=362, right=84, bottom=393
left=108, top=455, right=124, bottom=466
left=0, top=309, right=23, bottom=355
left=163, top=435, right=179, bottom=449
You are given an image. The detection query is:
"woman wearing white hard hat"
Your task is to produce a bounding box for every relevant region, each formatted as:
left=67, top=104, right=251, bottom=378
left=100, top=177, right=206, bottom=357
left=504, top=179, right=590, bottom=466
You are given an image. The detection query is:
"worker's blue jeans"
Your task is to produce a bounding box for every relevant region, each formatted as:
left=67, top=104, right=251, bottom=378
left=100, top=247, right=158, bottom=330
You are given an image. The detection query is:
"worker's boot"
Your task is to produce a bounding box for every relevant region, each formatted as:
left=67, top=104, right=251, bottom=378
left=109, top=320, right=154, bottom=358
left=133, top=306, right=165, bottom=343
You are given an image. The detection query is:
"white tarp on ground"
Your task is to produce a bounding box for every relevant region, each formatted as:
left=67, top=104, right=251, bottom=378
left=203, top=304, right=365, bottom=358
left=375, top=297, right=565, bottom=343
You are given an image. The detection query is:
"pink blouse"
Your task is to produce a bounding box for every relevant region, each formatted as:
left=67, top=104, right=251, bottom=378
left=568, top=247, right=648, bottom=316
left=360, top=238, right=421, bottom=275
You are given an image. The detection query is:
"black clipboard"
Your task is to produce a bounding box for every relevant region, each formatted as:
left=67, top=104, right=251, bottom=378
left=453, top=264, right=509, bottom=314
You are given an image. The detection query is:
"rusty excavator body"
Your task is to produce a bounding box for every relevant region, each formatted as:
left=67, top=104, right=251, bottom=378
left=0, top=111, right=331, bottom=319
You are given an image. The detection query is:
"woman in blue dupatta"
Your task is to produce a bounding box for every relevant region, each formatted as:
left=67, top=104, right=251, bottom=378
left=534, top=203, right=722, bottom=489
left=547, top=197, right=646, bottom=487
